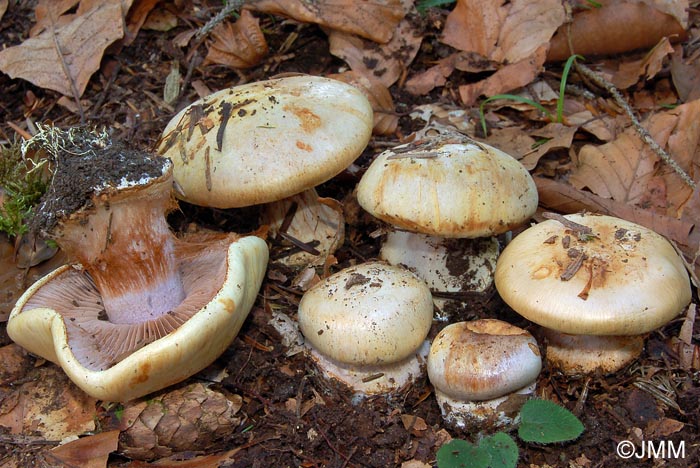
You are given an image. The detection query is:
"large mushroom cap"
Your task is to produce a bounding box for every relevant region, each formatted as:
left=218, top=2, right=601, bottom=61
left=298, top=261, right=433, bottom=366
left=8, top=235, right=269, bottom=402
left=494, top=213, right=692, bottom=336
left=157, top=75, right=373, bottom=208
left=356, top=127, right=538, bottom=238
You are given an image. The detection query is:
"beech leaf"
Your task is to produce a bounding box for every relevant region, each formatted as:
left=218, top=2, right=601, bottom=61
left=0, top=2, right=125, bottom=97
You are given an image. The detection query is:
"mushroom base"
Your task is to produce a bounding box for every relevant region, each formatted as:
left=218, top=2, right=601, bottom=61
left=380, top=231, right=499, bottom=321
left=544, top=329, right=644, bottom=375
left=434, top=382, right=536, bottom=432
left=306, top=341, right=430, bottom=395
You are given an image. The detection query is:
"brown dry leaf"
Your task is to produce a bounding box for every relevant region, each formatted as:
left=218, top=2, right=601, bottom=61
left=46, top=430, right=119, bottom=468
left=442, top=0, right=564, bottom=63
left=547, top=0, right=688, bottom=62
left=534, top=176, right=694, bottom=249
left=607, top=37, right=675, bottom=89
left=122, top=0, right=160, bottom=46
left=405, top=51, right=496, bottom=95
left=204, top=10, right=268, bottom=69
left=141, top=6, right=178, bottom=31
left=520, top=122, right=578, bottom=170
left=0, top=0, right=8, bottom=20
left=671, top=46, right=700, bottom=102
left=441, top=0, right=506, bottom=58
left=0, top=237, right=68, bottom=322
left=483, top=127, right=536, bottom=161
left=459, top=45, right=547, bottom=106
left=247, top=0, right=405, bottom=43
left=0, top=2, right=127, bottom=97
left=327, top=16, right=422, bottom=88
left=328, top=71, right=397, bottom=135
left=0, top=344, right=31, bottom=386
left=492, top=0, right=565, bottom=63
left=0, top=365, right=97, bottom=441
left=31, top=0, right=133, bottom=37
left=569, top=99, right=700, bottom=218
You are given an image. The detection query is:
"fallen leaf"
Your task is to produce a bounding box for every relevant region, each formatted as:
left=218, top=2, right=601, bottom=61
left=520, top=122, right=578, bottom=170
left=607, top=37, right=675, bottom=89
left=204, top=10, right=269, bottom=69
left=141, top=6, right=178, bottom=31
left=248, top=0, right=405, bottom=43
left=646, top=418, right=685, bottom=438
left=441, top=0, right=505, bottom=58
left=45, top=430, right=119, bottom=468
left=405, top=51, right=496, bottom=95
left=459, top=45, right=547, bottom=106
left=671, top=46, right=700, bottom=102
left=0, top=2, right=126, bottom=97
left=570, top=99, right=700, bottom=218
left=122, top=0, right=160, bottom=46
left=491, top=0, right=565, bottom=64
left=328, top=71, right=397, bottom=135
left=547, top=0, right=688, bottom=62
left=328, top=16, right=422, bottom=87
left=0, top=0, right=8, bottom=20
left=0, top=365, right=97, bottom=441
left=0, top=344, right=31, bottom=386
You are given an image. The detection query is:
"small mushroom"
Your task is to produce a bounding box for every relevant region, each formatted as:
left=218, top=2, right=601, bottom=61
left=297, top=261, right=433, bottom=394
left=494, top=213, right=692, bottom=375
left=357, top=124, right=538, bottom=320
left=7, top=128, right=269, bottom=402
left=157, top=75, right=373, bottom=266
left=427, top=319, right=542, bottom=431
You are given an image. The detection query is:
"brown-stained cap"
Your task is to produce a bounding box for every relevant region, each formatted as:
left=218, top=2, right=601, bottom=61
left=494, top=213, right=692, bottom=335
left=157, top=75, right=373, bottom=208
left=356, top=126, right=538, bottom=238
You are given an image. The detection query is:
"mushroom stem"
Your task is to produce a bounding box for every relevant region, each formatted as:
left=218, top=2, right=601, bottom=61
left=54, top=171, right=184, bottom=323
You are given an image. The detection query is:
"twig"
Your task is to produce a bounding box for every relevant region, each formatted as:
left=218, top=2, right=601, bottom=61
left=195, top=0, right=249, bottom=40
left=575, top=62, right=696, bottom=190
left=542, top=212, right=592, bottom=235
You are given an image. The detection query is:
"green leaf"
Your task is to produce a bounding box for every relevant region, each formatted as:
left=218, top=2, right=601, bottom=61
left=437, top=439, right=491, bottom=468
left=416, top=0, right=456, bottom=14
left=518, top=399, right=584, bottom=443
left=479, top=432, right=519, bottom=468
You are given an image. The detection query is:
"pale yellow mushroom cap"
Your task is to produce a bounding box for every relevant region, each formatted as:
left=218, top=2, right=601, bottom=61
left=157, top=75, right=373, bottom=208
left=357, top=129, right=538, bottom=238
left=494, top=213, right=692, bottom=336
left=298, top=261, right=433, bottom=366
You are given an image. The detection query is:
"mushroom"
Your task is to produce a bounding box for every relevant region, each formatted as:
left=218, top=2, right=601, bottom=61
left=297, top=261, right=433, bottom=394
left=494, top=212, right=692, bottom=375
left=7, top=127, right=269, bottom=402
left=427, top=319, right=542, bottom=431
left=356, top=124, right=538, bottom=320
left=156, top=75, right=373, bottom=267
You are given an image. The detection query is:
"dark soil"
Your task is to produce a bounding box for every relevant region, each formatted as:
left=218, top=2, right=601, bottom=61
left=1, top=2, right=698, bottom=468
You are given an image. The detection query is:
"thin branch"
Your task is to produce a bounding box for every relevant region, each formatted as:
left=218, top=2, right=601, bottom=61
left=195, top=0, right=249, bottom=40
left=575, top=62, right=696, bottom=190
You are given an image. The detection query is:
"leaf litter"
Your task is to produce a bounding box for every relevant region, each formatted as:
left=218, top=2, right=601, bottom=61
left=0, top=0, right=699, bottom=466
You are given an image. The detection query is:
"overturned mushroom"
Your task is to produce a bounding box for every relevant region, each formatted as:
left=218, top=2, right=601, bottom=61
left=494, top=213, right=692, bottom=375
left=157, top=75, right=373, bottom=267
left=7, top=127, right=268, bottom=402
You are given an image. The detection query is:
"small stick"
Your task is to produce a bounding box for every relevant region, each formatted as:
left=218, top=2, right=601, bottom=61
left=542, top=212, right=592, bottom=235
left=575, top=62, right=696, bottom=190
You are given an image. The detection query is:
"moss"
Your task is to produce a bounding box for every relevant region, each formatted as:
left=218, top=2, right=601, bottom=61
left=0, top=140, right=51, bottom=238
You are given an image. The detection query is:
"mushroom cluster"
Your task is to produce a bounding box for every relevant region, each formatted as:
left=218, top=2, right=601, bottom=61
left=357, top=124, right=538, bottom=319
left=495, top=212, right=692, bottom=374
left=8, top=127, right=268, bottom=402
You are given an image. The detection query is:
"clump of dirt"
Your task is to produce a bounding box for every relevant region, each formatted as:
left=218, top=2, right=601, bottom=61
left=25, top=127, right=167, bottom=236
